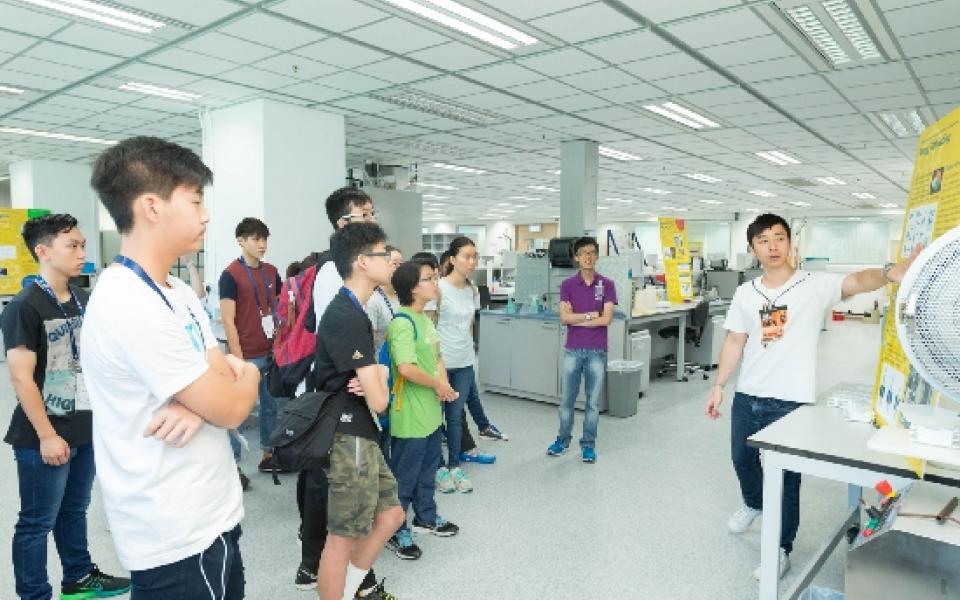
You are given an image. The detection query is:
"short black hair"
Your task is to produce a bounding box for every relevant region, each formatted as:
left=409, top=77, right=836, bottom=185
left=438, top=250, right=452, bottom=276
left=22, top=214, right=78, bottom=261
left=410, top=251, right=439, bottom=270
left=325, top=186, right=372, bottom=228
left=574, top=236, right=599, bottom=255
left=235, top=217, right=269, bottom=239
left=286, top=261, right=302, bottom=278
left=330, top=222, right=387, bottom=280
left=392, top=261, right=431, bottom=306
left=90, top=136, right=212, bottom=235
left=747, top=214, right=791, bottom=249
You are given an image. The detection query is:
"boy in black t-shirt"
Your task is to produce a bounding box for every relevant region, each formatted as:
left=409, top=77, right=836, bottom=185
left=1, top=214, right=129, bottom=599
left=314, top=223, right=404, bottom=600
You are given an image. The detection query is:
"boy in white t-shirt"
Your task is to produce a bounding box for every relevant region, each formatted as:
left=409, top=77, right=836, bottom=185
left=704, top=213, right=917, bottom=581
left=84, top=136, right=261, bottom=598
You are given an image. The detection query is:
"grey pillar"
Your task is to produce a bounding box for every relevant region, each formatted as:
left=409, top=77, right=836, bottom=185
left=559, top=140, right=599, bottom=238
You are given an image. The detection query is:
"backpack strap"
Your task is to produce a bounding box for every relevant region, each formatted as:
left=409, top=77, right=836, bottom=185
left=388, top=312, right=417, bottom=412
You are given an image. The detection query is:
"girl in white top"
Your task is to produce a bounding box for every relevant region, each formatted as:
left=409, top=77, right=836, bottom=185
left=366, top=246, right=403, bottom=351
left=434, top=237, right=509, bottom=494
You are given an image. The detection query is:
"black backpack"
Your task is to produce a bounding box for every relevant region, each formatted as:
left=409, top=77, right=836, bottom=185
left=267, top=390, right=342, bottom=485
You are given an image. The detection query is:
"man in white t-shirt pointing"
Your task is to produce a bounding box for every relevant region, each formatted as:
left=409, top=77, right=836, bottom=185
left=84, top=136, right=260, bottom=598
left=704, top=213, right=918, bottom=581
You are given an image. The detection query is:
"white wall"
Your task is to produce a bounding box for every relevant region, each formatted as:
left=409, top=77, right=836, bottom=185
left=10, top=160, right=101, bottom=267
left=367, top=188, right=422, bottom=258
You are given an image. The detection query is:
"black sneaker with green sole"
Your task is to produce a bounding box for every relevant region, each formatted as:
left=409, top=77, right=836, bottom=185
left=294, top=565, right=318, bottom=591
left=357, top=578, right=399, bottom=599
left=60, top=565, right=130, bottom=599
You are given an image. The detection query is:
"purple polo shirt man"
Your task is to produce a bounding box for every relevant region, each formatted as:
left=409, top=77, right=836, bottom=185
left=548, top=237, right=617, bottom=463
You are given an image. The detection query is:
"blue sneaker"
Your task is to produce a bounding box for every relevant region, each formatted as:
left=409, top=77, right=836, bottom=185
left=460, top=451, right=496, bottom=464
left=547, top=437, right=569, bottom=456
left=582, top=447, right=596, bottom=463
left=387, top=529, right=422, bottom=560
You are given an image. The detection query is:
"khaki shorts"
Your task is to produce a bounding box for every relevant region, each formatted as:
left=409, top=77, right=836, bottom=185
left=323, top=433, right=400, bottom=539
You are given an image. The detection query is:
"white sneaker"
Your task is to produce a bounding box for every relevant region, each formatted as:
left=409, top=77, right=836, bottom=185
left=728, top=505, right=762, bottom=533
left=753, top=548, right=790, bottom=581
left=435, top=467, right=455, bottom=494
left=450, top=467, right=473, bottom=493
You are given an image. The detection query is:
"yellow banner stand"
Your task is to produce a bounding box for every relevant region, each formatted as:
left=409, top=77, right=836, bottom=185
left=872, top=105, right=960, bottom=475
left=0, top=208, right=49, bottom=296
left=659, top=217, right=693, bottom=303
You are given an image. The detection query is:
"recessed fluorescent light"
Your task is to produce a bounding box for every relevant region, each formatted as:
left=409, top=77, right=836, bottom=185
left=370, top=88, right=504, bottom=126
left=495, top=202, right=512, bottom=206
left=0, top=85, right=25, bottom=95
left=852, top=192, right=875, bottom=199
left=508, top=196, right=540, bottom=201
left=119, top=82, right=200, bottom=101
left=642, top=102, right=720, bottom=129
left=755, top=151, right=801, bottom=165
left=748, top=190, right=777, bottom=198
left=20, top=0, right=165, bottom=33
left=639, top=187, right=671, bottom=195
left=0, top=126, right=116, bottom=145
left=605, top=198, right=632, bottom=203
left=432, top=162, right=486, bottom=174
left=876, top=109, right=925, bottom=138
left=423, top=194, right=448, bottom=199
left=662, top=206, right=688, bottom=211
left=416, top=182, right=458, bottom=190
left=815, top=176, right=847, bottom=185
left=513, top=204, right=529, bottom=208
left=878, top=203, right=898, bottom=209
left=527, top=185, right=558, bottom=192
left=788, top=201, right=811, bottom=207
left=700, top=199, right=724, bottom=205
left=599, top=146, right=642, bottom=161
left=822, top=0, right=882, bottom=60
left=380, top=0, right=537, bottom=50
left=0, top=175, right=8, bottom=181
left=745, top=208, right=761, bottom=212
left=785, top=5, right=850, bottom=65
left=597, top=206, right=610, bottom=210
left=683, top=173, right=722, bottom=183
left=546, top=169, right=561, bottom=175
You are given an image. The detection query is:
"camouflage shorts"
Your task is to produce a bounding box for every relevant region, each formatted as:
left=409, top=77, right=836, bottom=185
left=322, top=433, right=400, bottom=539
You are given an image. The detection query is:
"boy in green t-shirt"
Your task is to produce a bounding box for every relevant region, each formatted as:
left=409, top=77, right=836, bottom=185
left=385, top=261, right=460, bottom=561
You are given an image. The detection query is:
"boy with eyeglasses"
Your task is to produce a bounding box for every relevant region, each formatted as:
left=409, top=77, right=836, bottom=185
left=547, top=237, right=617, bottom=464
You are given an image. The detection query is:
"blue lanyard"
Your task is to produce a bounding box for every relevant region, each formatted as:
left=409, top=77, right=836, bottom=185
left=114, top=255, right=206, bottom=349
left=33, top=276, right=83, bottom=363
left=239, top=256, right=276, bottom=318
left=339, top=287, right=366, bottom=315
left=376, top=286, right=396, bottom=318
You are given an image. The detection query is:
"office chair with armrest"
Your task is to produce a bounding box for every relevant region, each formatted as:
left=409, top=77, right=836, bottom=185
left=656, top=300, right=711, bottom=381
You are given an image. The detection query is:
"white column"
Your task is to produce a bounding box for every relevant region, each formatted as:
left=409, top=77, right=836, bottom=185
left=202, top=99, right=345, bottom=289
left=559, top=140, right=599, bottom=238
left=9, top=160, right=101, bottom=268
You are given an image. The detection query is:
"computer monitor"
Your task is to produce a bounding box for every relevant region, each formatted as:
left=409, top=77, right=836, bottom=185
left=705, top=270, right=742, bottom=299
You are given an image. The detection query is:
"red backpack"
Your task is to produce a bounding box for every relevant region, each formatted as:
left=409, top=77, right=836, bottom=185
left=266, top=262, right=320, bottom=397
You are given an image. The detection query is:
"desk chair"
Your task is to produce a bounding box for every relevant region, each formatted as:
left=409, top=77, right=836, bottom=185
left=656, top=300, right=710, bottom=381
left=478, top=284, right=492, bottom=309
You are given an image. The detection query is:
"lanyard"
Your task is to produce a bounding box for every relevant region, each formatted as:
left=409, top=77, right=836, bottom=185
left=33, top=276, right=83, bottom=363
left=239, top=256, right=277, bottom=318
left=114, top=255, right=206, bottom=348
left=752, top=273, right=809, bottom=307
left=339, top=287, right=366, bottom=315
left=375, top=286, right=396, bottom=318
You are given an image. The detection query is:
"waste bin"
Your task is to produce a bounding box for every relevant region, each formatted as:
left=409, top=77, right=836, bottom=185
left=606, top=360, right=644, bottom=418
left=629, top=331, right=651, bottom=394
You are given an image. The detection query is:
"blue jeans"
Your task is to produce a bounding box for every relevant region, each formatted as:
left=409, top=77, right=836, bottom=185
left=731, top=392, right=802, bottom=553
left=13, top=443, right=95, bottom=600
left=130, top=525, right=244, bottom=599
left=445, top=366, right=487, bottom=467
left=389, top=428, right=442, bottom=532
left=230, top=354, right=279, bottom=460
left=559, top=349, right=606, bottom=449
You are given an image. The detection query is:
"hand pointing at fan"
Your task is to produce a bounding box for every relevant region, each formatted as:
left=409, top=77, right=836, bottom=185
left=840, top=244, right=923, bottom=299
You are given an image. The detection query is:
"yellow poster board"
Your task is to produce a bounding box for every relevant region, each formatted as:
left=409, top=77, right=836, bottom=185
left=659, top=217, right=693, bottom=303
left=872, top=105, right=960, bottom=475
left=0, top=209, right=49, bottom=296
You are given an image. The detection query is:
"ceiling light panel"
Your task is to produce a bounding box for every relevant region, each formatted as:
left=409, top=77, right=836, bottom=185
left=0, top=126, right=116, bottom=145
left=852, top=192, right=875, bottom=199
left=368, top=88, right=505, bottom=126
left=878, top=203, right=898, bottom=208
left=815, top=176, right=847, bottom=185
left=755, top=150, right=801, bottom=165
left=748, top=190, right=777, bottom=198
left=683, top=173, right=722, bottom=183
left=416, top=182, right=458, bottom=190
left=19, top=0, right=173, bottom=33
left=432, top=162, right=486, bottom=174
left=641, top=101, right=720, bottom=130
left=788, top=201, right=811, bottom=207
left=781, top=1, right=884, bottom=68
left=639, top=187, right=671, bottom=195
left=379, top=0, right=538, bottom=50
left=599, top=146, right=642, bottom=161
left=0, top=85, right=25, bottom=95
left=119, top=82, right=201, bottom=102
left=821, top=0, right=882, bottom=60
left=527, top=185, right=558, bottom=192
left=699, top=199, right=724, bottom=205
left=874, top=109, right=926, bottom=138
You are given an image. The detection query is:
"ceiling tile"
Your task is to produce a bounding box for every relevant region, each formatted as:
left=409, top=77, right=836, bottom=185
left=619, top=0, right=741, bottom=24
left=885, top=0, right=960, bottom=38
left=355, top=57, right=438, bottom=83
left=729, top=56, right=815, bottom=82
left=705, top=35, right=798, bottom=67
left=593, top=81, right=665, bottom=103
left=412, top=76, right=488, bottom=99
left=178, top=33, right=277, bottom=64
left=118, top=0, right=240, bottom=26
left=147, top=48, right=238, bottom=76
left=313, top=71, right=391, bottom=93
left=898, top=25, right=960, bottom=58
left=909, top=52, right=960, bottom=78
left=216, top=14, right=325, bottom=50
left=667, top=11, right=772, bottom=47
left=464, top=63, right=545, bottom=87
left=621, top=53, right=707, bottom=81
left=508, top=79, right=580, bottom=101
left=218, top=66, right=300, bottom=89
left=294, top=38, right=387, bottom=68
left=270, top=0, right=390, bottom=32
left=277, top=81, right=352, bottom=103
left=347, top=17, right=452, bottom=54
left=4, top=56, right=93, bottom=83
left=545, top=93, right=610, bottom=112
left=52, top=24, right=158, bottom=56
left=404, top=42, right=500, bottom=70
left=559, top=67, right=637, bottom=90
left=114, top=63, right=200, bottom=87
left=475, top=0, right=593, bottom=20
left=582, top=30, right=675, bottom=63
left=653, top=70, right=730, bottom=94
left=530, top=3, right=639, bottom=44
left=254, top=54, right=340, bottom=79
left=0, top=29, right=39, bottom=55
left=0, top=3, right=69, bottom=36
left=517, top=48, right=606, bottom=76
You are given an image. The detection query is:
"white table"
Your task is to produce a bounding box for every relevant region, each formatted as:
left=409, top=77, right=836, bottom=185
left=748, top=399, right=960, bottom=600
left=628, top=300, right=728, bottom=381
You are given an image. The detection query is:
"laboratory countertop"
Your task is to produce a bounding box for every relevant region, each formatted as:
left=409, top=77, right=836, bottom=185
left=480, top=309, right=629, bottom=321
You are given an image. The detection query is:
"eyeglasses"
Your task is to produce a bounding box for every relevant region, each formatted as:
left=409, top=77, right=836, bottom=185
left=342, top=210, right=377, bottom=223
left=362, top=251, right=391, bottom=259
